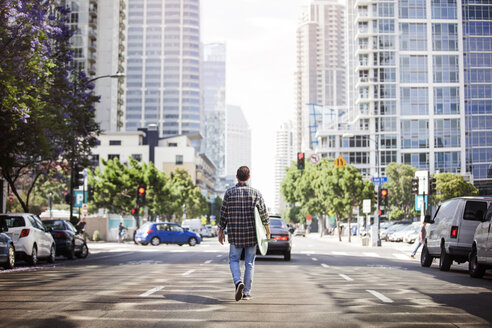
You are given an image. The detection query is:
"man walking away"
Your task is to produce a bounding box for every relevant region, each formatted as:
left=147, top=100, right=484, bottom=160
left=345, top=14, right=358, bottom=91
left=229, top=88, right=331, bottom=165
left=218, top=166, right=270, bottom=301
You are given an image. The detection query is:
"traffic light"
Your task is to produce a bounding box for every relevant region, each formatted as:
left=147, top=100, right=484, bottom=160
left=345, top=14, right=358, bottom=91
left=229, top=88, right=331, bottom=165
left=131, top=208, right=136, bottom=215
left=380, top=189, right=388, bottom=207
left=65, top=193, right=72, bottom=205
left=429, top=177, right=436, bottom=195
left=374, top=189, right=378, bottom=207
left=87, top=185, right=94, bottom=202
left=137, top=186, right=146, bottom=206
left=411, top=178, right=419, bottom=195
left=297, top=152, right=305, bottom=170
left=72, top=165, right=84, bottom=189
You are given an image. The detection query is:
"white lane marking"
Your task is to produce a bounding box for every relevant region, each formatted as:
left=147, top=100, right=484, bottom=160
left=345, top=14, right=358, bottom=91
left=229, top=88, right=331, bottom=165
left=204, top=260, right=212, bottom=264
left=182, top=270, right=195, bottom=276
left=393, top=253, right=411, bottom=260
left=332, top=251, right=348, bottom=256
left=140, top=286, right=164, bottom=297
left=93, top=252, right=132, bottom=260
left=312, top=257, right=318, bottom=261
left=367, top=290, right=394, bottom=303
left=321, top=263, right=330, bottom=268
left=338, top=274, right=353, bottom=281
left=216, top=254, right=223, bottom=258
left=363, top=252, right=381, bottom=258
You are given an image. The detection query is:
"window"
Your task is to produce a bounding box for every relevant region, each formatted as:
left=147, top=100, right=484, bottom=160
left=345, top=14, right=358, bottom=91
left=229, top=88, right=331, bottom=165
left=434, top=87, right=460, bottom=115
left=109, top=140, right=121, bottom=146
left=401, top=119, right=429, bottom=149
left=399, top=0, right=426, bottom=19
left=434, top=119, right=461, bottom=148
left=108, top=154, right=120, bottom=161
left=400, top=87, right=429, bottom=115
left=401, top=152, right=429, bottom=169
left=432, top=24, right=458, bottom=51
left=400, top=23, right=427, bottom=51
left=168, top=142, right=178, bottom=147
left=381, top=151, right=397, bottom=165
left=431, top=0, right=457, bottom=19
left=176, top=155, right=183, bottom=165
left=400, top=55, right=428, bottom=83
left=433, top=55, right=459, bottom=83
left=463, top=201, right=487, bottom=221
left=435, top=151, right=461, bottom=173
left=132, top=154, right=142, bottom=161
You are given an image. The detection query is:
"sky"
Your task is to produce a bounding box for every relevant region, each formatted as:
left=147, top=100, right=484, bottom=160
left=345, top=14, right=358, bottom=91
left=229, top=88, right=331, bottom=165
left=202, top=0, right=311, bottom=209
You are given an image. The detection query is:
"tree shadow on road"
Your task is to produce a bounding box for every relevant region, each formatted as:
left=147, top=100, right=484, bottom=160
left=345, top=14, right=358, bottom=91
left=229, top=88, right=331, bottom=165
left=162, top=293, right=222, bottom=305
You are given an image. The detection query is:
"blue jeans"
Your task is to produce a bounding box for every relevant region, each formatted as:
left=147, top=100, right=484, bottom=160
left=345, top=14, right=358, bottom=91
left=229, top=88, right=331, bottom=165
left=412, top=240, right=423, bottom=256
left=229, top=244, right=256, bottom=295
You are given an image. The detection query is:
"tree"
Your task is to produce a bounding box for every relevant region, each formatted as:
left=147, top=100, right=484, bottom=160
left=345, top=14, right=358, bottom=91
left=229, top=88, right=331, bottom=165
left=0, top=2, right=100, bottom=212
left=385, top=163, right=417, bottom=220
left=434, top=173, right=478, bottom=204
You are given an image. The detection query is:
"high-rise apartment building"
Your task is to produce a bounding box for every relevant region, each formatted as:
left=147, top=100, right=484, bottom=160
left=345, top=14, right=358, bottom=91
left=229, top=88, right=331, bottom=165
left=126, top=0, right=202, bottom=140
left=202, top=43, right=226, bottom=177
left=296, top=0, right=346, bottom=152
left=66, top=0, right=127, bottom=133
left=274, top=121, right=296, bottom=214
left=225, top=105, right=251, bottom=180
left=313, top=0, right=492, bottom=193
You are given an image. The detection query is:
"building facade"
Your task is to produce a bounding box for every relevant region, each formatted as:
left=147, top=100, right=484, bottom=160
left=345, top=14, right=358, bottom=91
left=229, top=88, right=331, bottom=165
left=125, top=0, right=202, bottom=141
left=296, top=0, right=346, bottom=152
left=312, top=0, right=492, bottom=192
left=225, top=105, right=251, bottom=180
left=202, top=43, right=226, bottom=177
left=274, top=121, right=296, bottom=214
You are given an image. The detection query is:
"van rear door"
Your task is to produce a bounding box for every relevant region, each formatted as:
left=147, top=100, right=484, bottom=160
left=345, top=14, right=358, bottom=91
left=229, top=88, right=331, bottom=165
left=459, top=200, right=488, bottom=248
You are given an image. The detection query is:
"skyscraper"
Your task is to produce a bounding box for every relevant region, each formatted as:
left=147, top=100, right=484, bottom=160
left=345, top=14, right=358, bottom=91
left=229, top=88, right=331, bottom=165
left=126, top=0, right=202, bottom=140
left=274, top=121, right=296, bottom=214
left=225, top=105, right=251, bottom=180
left=296, top=0, right=346, bottom=152
left=202, top=43, right=226, bottom=177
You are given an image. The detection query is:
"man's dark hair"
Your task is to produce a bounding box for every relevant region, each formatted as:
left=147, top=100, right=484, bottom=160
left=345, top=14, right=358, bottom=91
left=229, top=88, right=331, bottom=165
left=237, top=166, right=250, bottom=181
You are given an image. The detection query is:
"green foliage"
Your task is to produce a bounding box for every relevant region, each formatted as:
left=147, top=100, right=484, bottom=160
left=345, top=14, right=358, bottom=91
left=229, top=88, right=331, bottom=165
left=385, top=163, right=418, bottom=220
left=434, top=173, right=479, bottom=204
left=281, top=206, right=303, bottom=224
left=388, top=208, right=405, bottom=221
left=89, top=159, right=208, bottom=220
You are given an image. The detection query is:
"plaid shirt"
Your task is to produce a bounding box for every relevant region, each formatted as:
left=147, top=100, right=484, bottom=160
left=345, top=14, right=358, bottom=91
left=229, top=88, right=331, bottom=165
left=218, top=183, right=269, bottom=247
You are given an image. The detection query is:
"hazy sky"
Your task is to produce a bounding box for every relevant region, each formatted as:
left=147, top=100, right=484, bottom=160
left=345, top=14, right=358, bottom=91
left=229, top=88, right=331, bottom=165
left=202, top=0, right=311, bottom=209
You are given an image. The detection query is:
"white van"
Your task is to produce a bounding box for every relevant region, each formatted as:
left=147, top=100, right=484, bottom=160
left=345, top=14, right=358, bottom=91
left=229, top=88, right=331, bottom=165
left=469, top=204, right=492, bottom=278
left=181, top=219, right=202, bottom=236
left=421, top=197, right=492, bottom=271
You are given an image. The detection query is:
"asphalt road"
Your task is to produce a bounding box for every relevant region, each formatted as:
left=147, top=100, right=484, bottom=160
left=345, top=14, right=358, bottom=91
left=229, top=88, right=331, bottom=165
left=1, top=234, right=491, bottom=328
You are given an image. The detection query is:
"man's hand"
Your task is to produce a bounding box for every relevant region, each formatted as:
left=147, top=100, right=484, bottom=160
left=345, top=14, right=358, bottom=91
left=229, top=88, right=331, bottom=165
left=218, top=229, right=225, bottom=245
left=265, top=225, right=271, bottom=240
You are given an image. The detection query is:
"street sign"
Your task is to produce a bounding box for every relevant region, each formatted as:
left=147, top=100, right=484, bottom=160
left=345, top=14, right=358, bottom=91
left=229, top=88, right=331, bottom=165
left=415, top=195, right=428, bottom=211
left=310, top=153, right=320, bottom=164
left=82, top=203, right=88, bottom=217
left=73, top=190, right=87, bottom=208
left=371, top=177, right=387, bottom=186
left=334, top=156, right=347, bottom=168
left=363, top=199, right=371, bottom=214
left=415, top=170, right=429, bottom=195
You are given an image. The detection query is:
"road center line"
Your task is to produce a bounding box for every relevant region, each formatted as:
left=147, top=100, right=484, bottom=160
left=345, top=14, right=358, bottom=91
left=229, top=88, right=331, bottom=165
left=216, top=254, right=223, bottom=258
left=338, top=274, right=353, bottom=281
left=366, top=290, right=394, bottom=303
left=182, top=269, right=195, bottom=276
left=139, top=286, right=164, bottom=297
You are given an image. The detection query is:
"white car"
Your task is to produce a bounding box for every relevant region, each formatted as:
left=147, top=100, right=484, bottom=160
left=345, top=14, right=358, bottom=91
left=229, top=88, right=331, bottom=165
left=469, top=206, right=492, bottom=278
left=0, top=213, right=56, bottom=266
left=421, top=197, right=491, bottom=271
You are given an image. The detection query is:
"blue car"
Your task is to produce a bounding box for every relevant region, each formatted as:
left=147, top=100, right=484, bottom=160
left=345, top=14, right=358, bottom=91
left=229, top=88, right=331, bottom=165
left=135, top=222, right=201, bottom=246
left=0, top=220, right=15, bottom=269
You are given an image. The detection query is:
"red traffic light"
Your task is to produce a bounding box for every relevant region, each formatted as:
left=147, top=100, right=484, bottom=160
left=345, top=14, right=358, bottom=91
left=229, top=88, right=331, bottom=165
left=298, top=153, right=304, bottom=160
left=131, top=208, right=136, bottom=215
left=381, top=189, right=388, bottom=197
left=138, top=187, right=145, bottom=194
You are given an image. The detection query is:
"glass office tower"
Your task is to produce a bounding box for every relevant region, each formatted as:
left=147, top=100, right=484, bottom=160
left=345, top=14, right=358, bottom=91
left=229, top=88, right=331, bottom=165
left=126, top=0, right=202, bottom=139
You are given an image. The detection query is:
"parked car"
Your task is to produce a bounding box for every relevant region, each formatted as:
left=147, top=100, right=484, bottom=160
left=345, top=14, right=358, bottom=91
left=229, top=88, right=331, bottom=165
left=205, top=224, right=217, bottom=237
left=261, top=215, right=292, bottom=261
left=135, top=222, right=201, bottom=246
left=199, top=225, right=212, bottom=238
left=294, top=226, right=306, bottom=237
left=0, top=220, right=15, bottom=269
left=43, top=220, right=88, bottom=259
left=381, top=222, right=411, bottom=241
left=0, top=213, right=56, bottom=265
left=469, top=204, right=492, bottom=278
left=389, top=222, right=421, bottom=242
left=421, top=197, right=491, bottom=271
left=403, top=224, right=422, bottom=244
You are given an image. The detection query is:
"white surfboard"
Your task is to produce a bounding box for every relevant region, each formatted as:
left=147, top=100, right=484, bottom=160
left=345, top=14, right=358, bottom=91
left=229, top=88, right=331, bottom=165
left=255, top=207, right=268, bottom=256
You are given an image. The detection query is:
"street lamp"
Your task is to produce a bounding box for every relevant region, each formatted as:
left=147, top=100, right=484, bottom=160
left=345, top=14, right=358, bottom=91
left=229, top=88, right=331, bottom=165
left=68, top=72, right=126, bottom=222
left=342, top=132, right=382, bottom=246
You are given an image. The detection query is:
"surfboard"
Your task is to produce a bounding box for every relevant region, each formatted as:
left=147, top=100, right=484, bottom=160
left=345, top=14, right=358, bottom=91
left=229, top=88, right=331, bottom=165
left=255, top=207, right=268, bottom=256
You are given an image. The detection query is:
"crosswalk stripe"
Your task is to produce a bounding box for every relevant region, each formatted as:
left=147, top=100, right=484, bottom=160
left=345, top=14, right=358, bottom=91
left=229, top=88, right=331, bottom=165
left=339, top=274, right=353, bottom=281
left=367, top=290, right=394, bottom=303
left=182, top=270, right=195, bottom=276
left=363, top=252, right=381, bottom=258
left=332, top=251, right=348, bottom=256
left=139, top=286, right=164, bottom=297
left=393, top=253, right=411, bottom=260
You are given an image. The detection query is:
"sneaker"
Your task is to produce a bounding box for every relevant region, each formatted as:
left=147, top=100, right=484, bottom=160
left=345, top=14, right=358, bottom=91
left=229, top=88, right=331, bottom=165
left=242, top=294, right=252, bottom=300
left=235, top=282, right=244, bottom=301
left=410, top=254, right=415, bottom=258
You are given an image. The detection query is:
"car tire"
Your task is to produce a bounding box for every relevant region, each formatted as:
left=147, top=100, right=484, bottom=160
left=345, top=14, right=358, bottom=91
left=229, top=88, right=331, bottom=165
left=151, top=237, right=160, bottom=246
left=178, top=244, right=183, bottom=246
left=284, top=251, right=291, bottom=261
left=420, top=243, right=433, bottom=267
left=140, top=242, right=148, bottom=246
left=76, top=243, right=89, bottom=259
left=66, top=242, right=76, bottom=260
left=469, top=248, right=486, bottom=278
left=188, top=237, right=197, bottom=247
left=3, top=243, right=15, bottom=269
left=439, top=245, right=452, bottom=271
left=28, top=245, right=38, bottom=266
left=47, top=244, right=56, bottom=264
